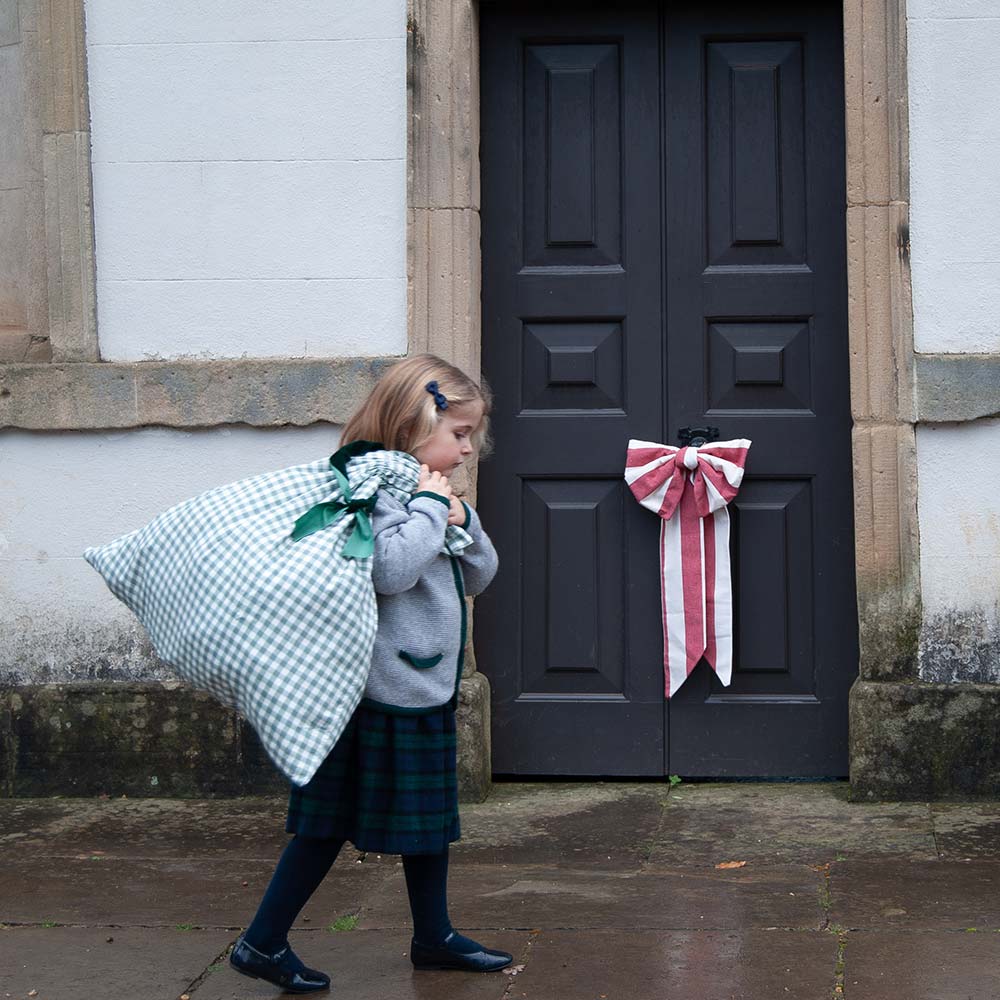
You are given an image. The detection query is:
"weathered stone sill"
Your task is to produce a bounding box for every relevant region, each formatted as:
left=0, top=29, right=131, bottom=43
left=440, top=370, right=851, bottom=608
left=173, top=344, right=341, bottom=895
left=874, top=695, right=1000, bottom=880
left=849, top=679, right=1000, bottom=800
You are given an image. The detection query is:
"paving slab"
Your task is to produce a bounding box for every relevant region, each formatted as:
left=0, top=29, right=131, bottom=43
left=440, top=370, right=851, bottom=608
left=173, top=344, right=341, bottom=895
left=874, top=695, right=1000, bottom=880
left=454, top=782, right=666, bottom=870
left=0, top=925, right=234, bottom=1000
left=193, top=929, right=528, bottom=1000
left=360, top=862, right=826, bottom=932
left=0, top=797, right=298, bottom=862
left=830, top=858, right=1000, bottom=930
left=931, top=801, right=1000, bottom=859
left=647, top=782, right=937, bottom=866
left=1, top=855, right=392, bottom=929
left=509, top=928, right=839, bottom=1000
left=843, top=929, right=1000, bottom=999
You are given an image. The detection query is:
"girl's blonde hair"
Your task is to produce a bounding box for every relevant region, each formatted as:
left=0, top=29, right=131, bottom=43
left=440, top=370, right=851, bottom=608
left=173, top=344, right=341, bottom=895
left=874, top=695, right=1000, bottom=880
left=340, top=354, right=494, bottom=459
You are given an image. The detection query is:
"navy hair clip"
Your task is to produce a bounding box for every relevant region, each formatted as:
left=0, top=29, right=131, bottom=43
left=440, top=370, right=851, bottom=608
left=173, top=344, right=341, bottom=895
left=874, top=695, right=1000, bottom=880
left=425, top=380, right=449, bottom=410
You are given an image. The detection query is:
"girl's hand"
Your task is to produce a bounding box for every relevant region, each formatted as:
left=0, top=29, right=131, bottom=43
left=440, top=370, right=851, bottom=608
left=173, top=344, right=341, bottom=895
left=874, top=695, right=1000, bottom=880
left=447, top=495, right=466, bottom=526
left=417, top=464, right=453, bottom=502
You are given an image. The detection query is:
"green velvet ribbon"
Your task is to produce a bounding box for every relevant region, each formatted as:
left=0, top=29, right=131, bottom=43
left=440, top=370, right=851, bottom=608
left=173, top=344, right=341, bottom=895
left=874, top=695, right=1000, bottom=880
left=290, top=466, right=378, bottom=558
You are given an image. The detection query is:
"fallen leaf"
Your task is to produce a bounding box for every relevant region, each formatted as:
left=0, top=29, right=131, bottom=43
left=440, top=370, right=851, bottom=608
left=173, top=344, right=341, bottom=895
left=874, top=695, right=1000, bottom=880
left=715, top=860, right=747, bottom=869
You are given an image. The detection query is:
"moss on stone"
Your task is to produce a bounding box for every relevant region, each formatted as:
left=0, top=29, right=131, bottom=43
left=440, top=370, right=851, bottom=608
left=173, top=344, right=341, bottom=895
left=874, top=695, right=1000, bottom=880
left=849, top=680, right=1000, bottom=801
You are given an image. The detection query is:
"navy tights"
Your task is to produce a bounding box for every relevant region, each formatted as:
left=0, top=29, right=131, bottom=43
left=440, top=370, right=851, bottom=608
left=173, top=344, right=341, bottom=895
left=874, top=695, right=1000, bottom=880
left=244, top=836, right=468, bottom=955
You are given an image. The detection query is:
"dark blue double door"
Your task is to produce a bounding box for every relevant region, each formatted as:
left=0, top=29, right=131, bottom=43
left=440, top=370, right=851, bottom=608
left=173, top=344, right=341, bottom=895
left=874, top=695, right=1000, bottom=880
left=476, top=1, right=857, bottom=777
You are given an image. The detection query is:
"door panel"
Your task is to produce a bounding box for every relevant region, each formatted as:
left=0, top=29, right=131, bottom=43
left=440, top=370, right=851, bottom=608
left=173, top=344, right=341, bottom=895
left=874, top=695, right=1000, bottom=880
left=478, top=2, right=665, bottom=775
left=523, top=42, right=622, bottom=267
left=664, top=5, right=856, bottom=776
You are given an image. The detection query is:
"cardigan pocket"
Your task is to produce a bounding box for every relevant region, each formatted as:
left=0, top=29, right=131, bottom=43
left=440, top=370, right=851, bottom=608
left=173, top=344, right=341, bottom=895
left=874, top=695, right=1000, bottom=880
left=398, top=649, right=444, bottom=670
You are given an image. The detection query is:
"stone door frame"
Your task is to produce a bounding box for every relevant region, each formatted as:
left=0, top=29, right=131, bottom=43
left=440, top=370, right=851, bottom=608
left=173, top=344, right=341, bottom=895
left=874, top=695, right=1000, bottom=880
left=406, top=0, right=924, bottom=787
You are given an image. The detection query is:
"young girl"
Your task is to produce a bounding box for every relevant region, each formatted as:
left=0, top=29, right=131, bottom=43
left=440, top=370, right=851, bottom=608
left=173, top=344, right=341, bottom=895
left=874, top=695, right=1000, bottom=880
left=229, top=354, right=512, bottom=993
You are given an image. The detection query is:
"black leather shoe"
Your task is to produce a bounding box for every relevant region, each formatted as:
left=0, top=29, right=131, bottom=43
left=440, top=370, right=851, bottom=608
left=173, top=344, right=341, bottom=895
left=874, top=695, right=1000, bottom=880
left=230, top=934, right=331, bottom=993
left=410, top=932, right=513, bottom=972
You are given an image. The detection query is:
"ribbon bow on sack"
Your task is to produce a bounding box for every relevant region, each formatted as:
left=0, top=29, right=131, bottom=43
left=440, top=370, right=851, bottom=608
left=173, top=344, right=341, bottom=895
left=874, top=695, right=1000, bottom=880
left=624, top=438, right=751, bottom=698
left=290, top=454, right=473, bottom=558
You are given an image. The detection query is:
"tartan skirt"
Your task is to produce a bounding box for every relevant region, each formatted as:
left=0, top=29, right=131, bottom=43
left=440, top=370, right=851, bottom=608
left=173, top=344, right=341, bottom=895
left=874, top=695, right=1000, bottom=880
left=286, top=700, right=460, bottom=855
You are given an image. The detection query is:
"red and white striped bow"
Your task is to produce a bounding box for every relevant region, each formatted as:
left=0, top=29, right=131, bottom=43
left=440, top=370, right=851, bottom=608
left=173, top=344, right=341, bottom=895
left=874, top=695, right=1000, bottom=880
left=624, top=438, right=751, bottom=698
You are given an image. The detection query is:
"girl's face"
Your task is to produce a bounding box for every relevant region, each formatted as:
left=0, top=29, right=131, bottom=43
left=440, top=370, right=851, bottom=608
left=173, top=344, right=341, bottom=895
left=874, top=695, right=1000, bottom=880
left=411, top=400, right=485, bottom=476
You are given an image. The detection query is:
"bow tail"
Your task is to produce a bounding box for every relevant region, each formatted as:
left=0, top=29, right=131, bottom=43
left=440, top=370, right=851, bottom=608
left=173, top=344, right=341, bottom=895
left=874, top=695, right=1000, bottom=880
left=660, top=483, right=709, bottom=699
left=703, top=506, right=734, bottom=686
left=660, top=477, right=739, bottom=698
left=660, top=518, right=687, bottom=699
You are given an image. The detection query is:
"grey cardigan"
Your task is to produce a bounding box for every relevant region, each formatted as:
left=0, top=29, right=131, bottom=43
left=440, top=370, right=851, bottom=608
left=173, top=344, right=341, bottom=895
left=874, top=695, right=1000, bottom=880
left=361, top=488, right=499, bottom=713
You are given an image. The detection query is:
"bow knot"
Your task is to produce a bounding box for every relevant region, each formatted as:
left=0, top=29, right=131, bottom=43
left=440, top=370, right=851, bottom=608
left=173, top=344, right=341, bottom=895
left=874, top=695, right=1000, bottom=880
left=290, top=467, right=378, bottom=557
left=679, top=447, right=699, bottom=471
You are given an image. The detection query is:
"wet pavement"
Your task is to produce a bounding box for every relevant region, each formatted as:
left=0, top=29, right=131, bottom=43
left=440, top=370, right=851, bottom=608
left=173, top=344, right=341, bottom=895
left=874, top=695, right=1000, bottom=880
left=1, top=781, right=998, bottom=999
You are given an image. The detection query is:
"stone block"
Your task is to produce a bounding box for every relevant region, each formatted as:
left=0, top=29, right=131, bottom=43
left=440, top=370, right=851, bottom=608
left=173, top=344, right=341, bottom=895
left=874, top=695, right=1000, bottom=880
left=0, top=329, right=31, bottom=362
left=844, top=0, right=903, bottom=208
left=408, top=205, right=481, bottom=377
left=847, top=204, right=903, bottom=424
left=915, top=354, right=1000, bottom=422
left=0, top=331, right=51, bottom=363
left=456, top=672, right=491, bottom=803
left=43, top=130, right=98, bottom=361
left=239, top=719, right=288, bottom=796
left=9, top=683, right=245, bottom=796
left=407, top=0, right=479, bottom=211
left=0, top=356, right=392, bottom=430
left=16, top=0, right=36, bottom=34
left=851, top=422, right=920, bottom=683
left=0, top=39, right=27, bottom=190
left=23, top=334, right=51, bottom=361
left=849, top=679, right=1000, bottom=800
left=856, top=585, right=921, bottom=684
left=0, top=187, right=28, bottom=329
left=38, top=0, right=89, bottom=135
left=0, top=2, right=18, bottom=44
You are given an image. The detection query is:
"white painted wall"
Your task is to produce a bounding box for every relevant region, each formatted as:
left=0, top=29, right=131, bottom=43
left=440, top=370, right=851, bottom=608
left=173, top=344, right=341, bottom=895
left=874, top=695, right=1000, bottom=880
left=908, top=0, right=1000, bottom=353
left=0, top=425, right=341, bottom=683
left=84, top=0, right=407, bottom=360
left=916, top=420, right=1000, bottom=682
left=907, top=1, right=1000, bottom=681
left=917, top=420, right=1000, bottom=617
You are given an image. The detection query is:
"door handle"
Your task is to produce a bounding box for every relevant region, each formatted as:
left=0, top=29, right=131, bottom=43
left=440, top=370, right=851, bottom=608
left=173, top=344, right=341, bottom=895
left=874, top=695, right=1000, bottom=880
left=677, top=425, right=719, bottom=447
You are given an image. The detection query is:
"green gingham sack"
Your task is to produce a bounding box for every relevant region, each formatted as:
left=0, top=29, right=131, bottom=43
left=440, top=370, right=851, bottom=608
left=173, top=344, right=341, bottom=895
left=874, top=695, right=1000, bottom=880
left=83, top=441, right=472, bottom=786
